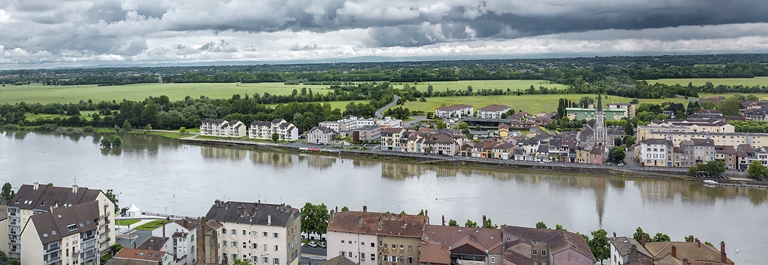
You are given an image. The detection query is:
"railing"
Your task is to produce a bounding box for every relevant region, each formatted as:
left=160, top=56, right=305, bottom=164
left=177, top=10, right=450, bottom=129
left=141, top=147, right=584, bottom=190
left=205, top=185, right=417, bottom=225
left=46, top=245, right=61, bottom=253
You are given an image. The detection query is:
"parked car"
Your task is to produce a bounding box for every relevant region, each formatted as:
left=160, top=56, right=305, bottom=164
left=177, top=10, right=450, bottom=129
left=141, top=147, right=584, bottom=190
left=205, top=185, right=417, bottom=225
left=308, top=242, right=317, bottom=248
left=319, top=242, right=326, bottom=248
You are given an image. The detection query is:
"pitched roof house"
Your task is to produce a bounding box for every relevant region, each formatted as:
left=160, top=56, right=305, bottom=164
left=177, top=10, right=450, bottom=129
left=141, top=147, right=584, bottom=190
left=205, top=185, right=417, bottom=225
left=421, top=225, right=504, bottom=265
left=502, top=226, right=595, bottom=265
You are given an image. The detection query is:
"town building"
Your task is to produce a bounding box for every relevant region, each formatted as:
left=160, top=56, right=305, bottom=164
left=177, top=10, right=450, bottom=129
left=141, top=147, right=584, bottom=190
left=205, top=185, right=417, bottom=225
left=435, top=104, right=474, bottom=118
left=420, top=222, right=503, bottom=265
left=501, top=226, right=596, bottom=265
left=152, top=218, right=200, bottom=265
left=566, top=108, right=627, bottom=121
left=250, top=119, right=299, bottom=141
left=20, top=201, right=101, bottom=265
left=381, top=128, right=406, bottom=151
left=638, top=139, right=673, bottom=167
left=636, top=119, right=734, bottom=142
left=679, top=139, right=715, bottom=167
left=106, top=247, right=173, bottom=265
left=200, top=119, right=247, bottom=137
left=608, top=236, right=652, bottom=265
left=307, top=127, right=340, bottom=145
left=352, top=126, right=381, bottom=142
left=319, top=116, right=401, bottom=133
left=376, top=116, right=403, bottom=128
left=203, top=200, right=301, bottom=265
left=327, top=207, right=428, bottom=265
left=477, top=105, right=511, bottom=119
left=7, top=183, right=116, bottom=259
left=643, top=240, right=733, bottom=265
left=606, top=103, right=637, bottom=119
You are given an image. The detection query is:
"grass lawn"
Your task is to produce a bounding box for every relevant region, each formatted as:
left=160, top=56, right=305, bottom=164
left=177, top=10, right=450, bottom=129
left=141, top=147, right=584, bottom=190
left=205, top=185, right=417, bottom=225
left=650, top=77, right=768, bottom=87
left=25, top=110, right=99, bottom=122
left=265, top=100, right=367, bottom=110
left=134, top=220, right=168, bottom=231
left=393, top=80, right=567, bottom=92
left=0, top=82, right=334, bottom=104
left=115, top=219, right=141, bottom=226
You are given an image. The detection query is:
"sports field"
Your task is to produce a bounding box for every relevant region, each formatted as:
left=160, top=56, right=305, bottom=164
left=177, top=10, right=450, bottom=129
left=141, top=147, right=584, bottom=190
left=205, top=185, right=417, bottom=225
left=650, top=77, right=768, bottom=87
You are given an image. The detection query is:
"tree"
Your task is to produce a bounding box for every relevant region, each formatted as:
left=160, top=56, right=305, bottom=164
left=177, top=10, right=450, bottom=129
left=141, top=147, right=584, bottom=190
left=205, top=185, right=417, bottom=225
left=536, top=221, right=547, bottom=229
left=456, top=122, right=469, bottom=130
left=110, top=135, right=122, bottom=148
left=630, top=98, right=639, bottom=104
left=418, top=209, right=425, bottom=216
left=179, top=127, right=187, bottom=134
left=483, top=218, right=498, bottom=229
left=271, top=133, right=279, bottom=143
left=448, top=219, right=458, bottom=226
left=748, top=160, right=767, bottom=179
left=623, top=135, right=636, bottom=146
left=717, top=98, right=742, bottom=117
left=233, top=259, right=250, bottom=265
left=589, top=229, right=610, bottom=264
left=1, top=183, right=15, bottom=203
left=341, top=206, right=349, bottom=212
left=464, top=219, right=478, bottom=228
left=555, top=224, right=564, bottom=230
left=701, top=160, right=725, bottom=176
left=436, top=121, right=447, bottom=129
left=579, top=96, right=594, bottom=108
left=624, top=122, right=635, bottom=136
left=632, top=227, right=651, bottom=243
left=122, top=120, right=132, bottom=131
left=608, top=146, right=625, bottom=163
left=613, top=137, right=623, bottom=147
left=301, top=202, right=330, bottom=236
left=106, top=189, right=119, bottom=213
left=652, top=233, right=670, bottom=242
left=688, top=165, right=699, bottom=175
left=100, top=137, right=112, bottom=149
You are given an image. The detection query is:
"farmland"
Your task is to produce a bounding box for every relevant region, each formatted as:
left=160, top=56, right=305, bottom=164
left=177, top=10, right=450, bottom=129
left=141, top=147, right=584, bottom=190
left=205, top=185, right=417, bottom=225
left=650, top=77, right=768, bottom=87
left=392, top=80, right=567, bottom=92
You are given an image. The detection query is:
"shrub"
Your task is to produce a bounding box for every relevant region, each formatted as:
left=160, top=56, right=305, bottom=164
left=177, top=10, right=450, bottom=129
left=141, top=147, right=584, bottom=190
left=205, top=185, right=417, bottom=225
left=83, top=126, right=94, bottom=132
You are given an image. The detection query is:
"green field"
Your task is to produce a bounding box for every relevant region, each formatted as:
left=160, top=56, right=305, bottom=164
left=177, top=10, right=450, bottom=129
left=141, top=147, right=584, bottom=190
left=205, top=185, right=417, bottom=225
left=651, top=77, right=768, bottom=87
left=0, top=83, right=334, bottom=104
left=394, top=80, right=567, bottom=92
left=134, top=220, right=168, bottom=231
left=25, top=110, right=98, bottom=121
left=115, top=219, right=140, bottom=226
left=402, top=94, right=690, bottom=114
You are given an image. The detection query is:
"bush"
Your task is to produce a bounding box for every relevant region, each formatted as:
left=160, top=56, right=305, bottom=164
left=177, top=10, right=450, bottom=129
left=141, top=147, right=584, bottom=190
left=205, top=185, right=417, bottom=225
left=83, top=126, right=94, bottom=132
left=37, top=123, right=58, bottom=131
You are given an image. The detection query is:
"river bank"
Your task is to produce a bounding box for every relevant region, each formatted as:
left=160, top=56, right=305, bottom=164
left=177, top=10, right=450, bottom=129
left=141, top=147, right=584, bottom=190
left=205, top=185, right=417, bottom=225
left=177, top=135, right=766, bottom=186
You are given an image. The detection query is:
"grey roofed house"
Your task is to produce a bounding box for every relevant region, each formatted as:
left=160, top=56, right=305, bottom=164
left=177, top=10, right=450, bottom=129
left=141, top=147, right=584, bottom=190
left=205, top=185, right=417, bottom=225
left=321, top=255, right=358, bottom=265
left=138, top=236, right=168, bottom=251
left=609, top=236, right=653, bottom=262
left=11, top=183, right=103, bottom=211
left=202, top=119, right=226, bottom=125
left=26, top=201, right=100, bottom=245
left=251, top=120, right=272, bottom=126
left=204, top=200, right=299, bottom=227
left=272, top=118, right=285, bottom=124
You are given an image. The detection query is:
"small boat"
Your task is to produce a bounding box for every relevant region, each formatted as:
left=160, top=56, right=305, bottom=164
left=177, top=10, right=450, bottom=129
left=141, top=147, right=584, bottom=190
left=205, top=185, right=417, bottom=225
left=703, top=180, right=718, bottom=185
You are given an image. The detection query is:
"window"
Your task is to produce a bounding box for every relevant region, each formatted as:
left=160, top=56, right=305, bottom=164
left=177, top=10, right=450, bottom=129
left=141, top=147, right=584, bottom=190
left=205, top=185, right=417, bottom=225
left=253, top=256, right=259, bottom=262
left=231, top=229, right=236, bottom=234
left=274, top=258, right=279, bottom=265
left=223, top=241, right=228, bottom=247
left=252, top=231, right=258, bottom=236
left=400, top=245, right=404, bottom=250
left=361, top=253, right=365, bottom=260
left=541, top=250, right=547, bottom=255
left=490, top=257, right=495, bottom=263
left=232, top=254, right=237, bottom=261
left=232, top=241, right=237, bottom=247
left=408, top=257, right=414, bottom=264
left=341, top=240, right=345, bottom=244
left=253, top=243, right=258, bottom=249
left=532, top=250, right=538, bottom=255
left=371, top=243, right=375, bottom=247
left=243, top=242, right=247, bottom=248
left=408, top=246, right=412, bottom=251
left=349, top=241, right=352, bottom=245
left=371, top=254, right=375, bottom=261
left=392, top=244, right=396, bottom=249
left=263, top=232, right=268, bottom=237
left=273, top=233, right=279, bottom=238
left=222, top=229, right=226, bottom=234
left=341, top=252, right=346, bottom=257
left=383, top=255, right=388, bottom=262
left=263, top=257, right=269, bottom=264
left=275, top=245, right=279, bottom=251
left=264, top=244, right=268, bottom=251
left=393, top=256, right=398, bottom=262
left=362, top=242, right=365, bottom=246
left=349, top=252, right=352, bottom=258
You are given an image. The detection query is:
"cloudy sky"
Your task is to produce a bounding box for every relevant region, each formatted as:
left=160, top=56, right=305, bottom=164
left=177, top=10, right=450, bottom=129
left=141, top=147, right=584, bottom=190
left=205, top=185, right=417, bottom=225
left=1, top=0, right=768, bottom=68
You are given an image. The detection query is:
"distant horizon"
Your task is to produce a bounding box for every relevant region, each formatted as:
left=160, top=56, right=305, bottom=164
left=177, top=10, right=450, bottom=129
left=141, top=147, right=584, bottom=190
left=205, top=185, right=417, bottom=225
left=3, top=51, right=766, bottom=71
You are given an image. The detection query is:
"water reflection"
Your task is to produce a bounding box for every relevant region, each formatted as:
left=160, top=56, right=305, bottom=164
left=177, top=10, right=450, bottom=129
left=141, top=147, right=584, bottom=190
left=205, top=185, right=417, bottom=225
left=200, top=146, right=246, bottom=160
left=100, top=147, right=122, bottom=156
left=304, top=155, right=337, bottom=170
left=249, top=151, right=294, bottom=168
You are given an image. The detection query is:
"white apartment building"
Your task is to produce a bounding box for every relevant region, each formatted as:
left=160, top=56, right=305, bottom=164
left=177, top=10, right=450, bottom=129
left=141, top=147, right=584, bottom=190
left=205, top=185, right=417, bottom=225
left=200, top=119, right=247, bottom=137
left=152, top=218, right=200, bottom=265
left=375, top=117, right=402, bottom=128
left=8, top=183, right=115, bottom=259
left=205, top=201, right=301, bottom=265
left=477, top=105, right=510, bottom=119
left=435, top=104, right=473, bottom=118
left=320, top=116, right=400, bottom=133
left=638, top=139, right=672, bottom=167
left=21, top=201, right=101, bottom=265
left=250, top=119, right=299, bottom=141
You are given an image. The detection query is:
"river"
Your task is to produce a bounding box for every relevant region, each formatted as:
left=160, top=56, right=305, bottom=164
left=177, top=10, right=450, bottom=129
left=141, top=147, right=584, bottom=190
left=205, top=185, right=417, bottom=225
left=1, top=131, right=766, bottom=263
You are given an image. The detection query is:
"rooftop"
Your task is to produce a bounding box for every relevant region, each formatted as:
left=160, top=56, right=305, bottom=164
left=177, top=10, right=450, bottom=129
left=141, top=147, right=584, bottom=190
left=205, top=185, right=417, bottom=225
left=10, top=183, right=104, bottom=211
left=327, top=210, right=428, bottom=238
left=204, top=200, right=299, bottom=227
left=28, top=201, right=100, bottom=245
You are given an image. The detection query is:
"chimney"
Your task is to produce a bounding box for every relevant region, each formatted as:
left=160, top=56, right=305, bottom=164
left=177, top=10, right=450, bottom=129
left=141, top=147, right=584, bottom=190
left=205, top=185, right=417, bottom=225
left=629, top=244, right=638, bottom=261
left=33, top=182, right=39, bottom=190
left=613, top=232, right=616, bottom=239
left=696, top=239, right=700, bottom=248
left=721, top=241, right=727, bottom=263
left=442, top=215, right=445, bottom=226
left=671, top=246, right=676, bottom=258
left=363, top=205, right=367, bottom=212
left=641, top=235, right=646, bottom=247
left=689, top=235, right=693, bottom=242
left=241, top=207, right=246, bottom=216
left=336, top=206, right=338, bottom=213
left=268, top=214, right=272, bottom=225
left=682, top=258, right=690, bottom=265
left=358, top=216, right=362, bottom=226
left=378, top=219, right=382, bottom=230
left=482, top=215, right=486, bottom=227
left=133, top=242, right=137, bottom=248
left=330, top=210, right=335, bottom=222
left=215, top=200, right=220, bottom=207
left=425, top=210, right=428, bottom=217
left=72, top=185, right=78, bottom=194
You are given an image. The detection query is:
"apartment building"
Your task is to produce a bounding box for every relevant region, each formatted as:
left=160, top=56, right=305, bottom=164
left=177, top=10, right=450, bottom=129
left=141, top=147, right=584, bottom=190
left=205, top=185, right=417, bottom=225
left=501, top=226, right=595, bottom=265
left=20, top=201, right=101, bottom=265
left=327, top=207, right=428, bottom=265
left=204, top=200, right=301, bottom=265
left=435, top=104, right=473, bottom=118
left=307, top=127, right=340, bottom=145
left=151, top=218, right=200, bottom=265
left=420, top=224, right=503, bottom=265
left=250, top=119, right=299, bottom=141
left=606, top=103, right=636, bottom=119
left=477, top=105, right=510, bottom=119
left=8, top=183, right=115, bottom=259
left=200, top=119, right=247, bottom=137
left=638, top=139, right=673, bottom=167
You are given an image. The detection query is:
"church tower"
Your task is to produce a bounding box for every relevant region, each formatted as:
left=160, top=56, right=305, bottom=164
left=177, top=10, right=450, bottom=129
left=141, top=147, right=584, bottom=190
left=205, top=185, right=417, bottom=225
left=593, top=90, right=609, bottom=146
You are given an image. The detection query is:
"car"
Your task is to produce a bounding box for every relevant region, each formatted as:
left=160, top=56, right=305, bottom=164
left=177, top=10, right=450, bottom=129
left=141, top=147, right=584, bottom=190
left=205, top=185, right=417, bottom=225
left=307, top=242, right=317, bottom=248
left=319, top=242, right=326, bottom=248
left=618, top=163, right=624, bottom=167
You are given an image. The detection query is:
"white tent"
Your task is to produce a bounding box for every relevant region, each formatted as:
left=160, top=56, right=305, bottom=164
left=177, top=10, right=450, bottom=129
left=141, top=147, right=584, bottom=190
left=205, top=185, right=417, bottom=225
left=126, top=203, right=141, bottom=217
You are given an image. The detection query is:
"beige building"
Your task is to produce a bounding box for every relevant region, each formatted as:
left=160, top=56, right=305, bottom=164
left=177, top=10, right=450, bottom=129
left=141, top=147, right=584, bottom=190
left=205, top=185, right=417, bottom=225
left=201, top=119, right=247, bottom=137
left=204, top=200, right=301, bottom=265
left=8, top=183, right=116, bottom=259
left=21, top=201, right=101, bottom=265
left=250, top=119, right=300, bottom=141
left=606, top=103, right=636, bottom=119
left=306, top=127, right=339, bottom=145
left=477, top=105, right=510, bottom=119
left=327, top=207, right=428, bottom=265
left=636, top=120, right=734, bottom=142
left=381, top=128, right=405, bottom=151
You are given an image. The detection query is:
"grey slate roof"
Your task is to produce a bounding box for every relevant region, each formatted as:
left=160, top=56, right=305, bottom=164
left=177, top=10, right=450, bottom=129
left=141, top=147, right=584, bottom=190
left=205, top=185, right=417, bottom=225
left=10, top=184, right=103, bottom=211
left=204, top=200, right=299, bottom=227
left=609, top=237, right=652, bottom=258
left=27, top=201, right=100, bottom=245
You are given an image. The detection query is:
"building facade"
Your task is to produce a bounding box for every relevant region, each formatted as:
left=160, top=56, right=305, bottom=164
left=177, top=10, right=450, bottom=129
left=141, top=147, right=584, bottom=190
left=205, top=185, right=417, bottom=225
left=638, top=139, right=673, bottom=167
left=8, top=183, right=115, bottom=259
left=306, top=127, right=339, bottom=145
left=20, top=201, right=101, bottom=265
left=477, top=105, right=510, bottom=119
left=606, top=103, right=636, bottom=119
left=435, top=104, right=473, bottom=118
left=204, top=200, right=301, bottom=265
left=250, top=119, right=299, bottom=141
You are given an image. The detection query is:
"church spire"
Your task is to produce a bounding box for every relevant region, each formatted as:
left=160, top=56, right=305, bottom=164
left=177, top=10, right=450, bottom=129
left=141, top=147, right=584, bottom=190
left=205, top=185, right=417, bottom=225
left=597, top=89, right=603, bottom=112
